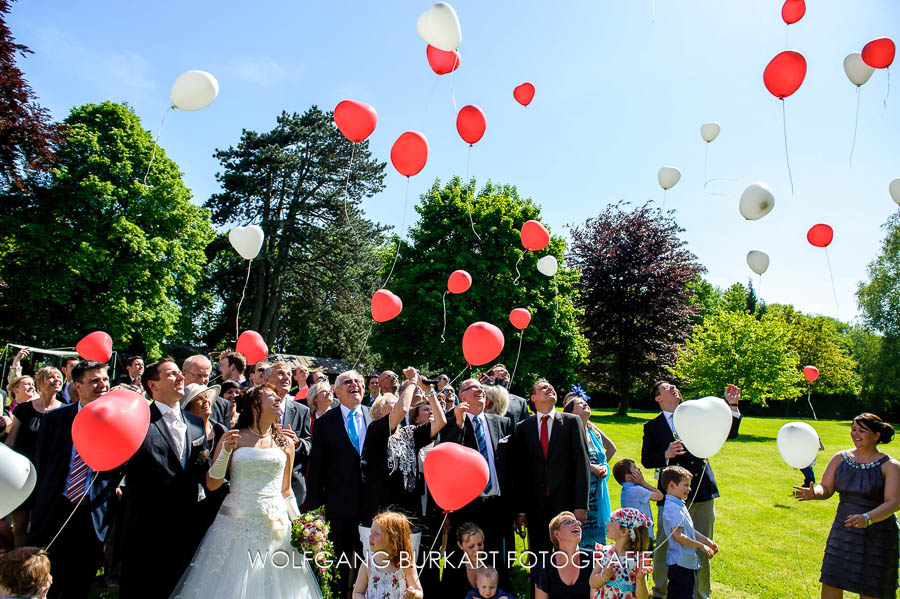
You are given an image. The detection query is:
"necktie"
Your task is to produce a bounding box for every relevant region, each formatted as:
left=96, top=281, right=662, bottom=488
left=473, top=417, right=492, bottom=495
left=66, top=449, right=89, bottom=503
left=167, top=409, right=187, bottom=464
left=347, top=410, right=360, bottom=455
left=540, top=415, right=550, bottom=458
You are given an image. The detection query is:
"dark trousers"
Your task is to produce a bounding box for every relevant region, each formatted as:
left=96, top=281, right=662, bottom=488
left=330, top=515, right=363, bottom=598
left=800, top=466, right=815, bottom=487
left=33, top=501, right=102, bottom=599
left=668, top=564, right=696, bottom=599
left=526, top=510, right=553, bottom=557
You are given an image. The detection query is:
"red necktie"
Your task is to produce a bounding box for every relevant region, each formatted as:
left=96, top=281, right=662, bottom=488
left=540, top=415, right=549, bottom=458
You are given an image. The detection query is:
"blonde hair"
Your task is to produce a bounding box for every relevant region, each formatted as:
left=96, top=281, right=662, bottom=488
left=6, top=376, right=34, bottom=401
left=548, top=511, right=577, bottom=551
left=370, top=394, right=396, bottom=420
left=33, top=366, right=61, bottom=391
left=373, top=511, right=413, bottom=568
left=483, top=385, right=509, bottom=416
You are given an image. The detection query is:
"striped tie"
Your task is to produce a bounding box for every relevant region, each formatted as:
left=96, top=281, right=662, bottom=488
left=473, top=417, right=493, bottom=495
left=66, top=449, right=89, bottom=504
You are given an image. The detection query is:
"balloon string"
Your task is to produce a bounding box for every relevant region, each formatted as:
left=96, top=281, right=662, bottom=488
left=782, top=99, right=795, bottom=195
left=883, top=67, right=891, bottom=117
left=353, top=321, right=375, bottom=372
left=703, top=143, right=709, bottom=184
left=807, top=383, right=817, bottom=421
left=448, top=363, right=469, bottom=387
left=416, top=512, right=450, bottom=579
left=142, top=106, right=172, bottom=187
left=510, top=330, right=525, bottom=386
left=792, top=471, right=814, bottom=599
left=785, top=23, right=789, bottom=50
left=513, top=251, right=524, bottom=286
left=440, top=290, right=448, bottom=344
left=651, top=460, right=707, bottom=556
left=449, top=63, right=458, bottom=112
left=758, top=274, right=763, bottom=300
left=824, top=246, right=839, bottom=308
left=660, top=188, right=668, bottom=210
left=554, top=280, right=559, bottom=320
left=650, top=0, right=655, bottom=23
left=45, top=471, right=99, bottom=551
left=235, top=259, right=252, bottom=342
left=381, top=177, right=410, bottom=289
left=342, top=144, right=358, bottom=229
left=466, top=148, right=481, bottom=242
left=703, top=177, right=733, bottom=199
left=850, top=87, right=861, bottom=167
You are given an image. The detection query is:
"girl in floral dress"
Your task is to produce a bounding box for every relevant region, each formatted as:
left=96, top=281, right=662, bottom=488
left=590, top=508, right=653, bottom=599
left=353, top=512, right=422, bottom=599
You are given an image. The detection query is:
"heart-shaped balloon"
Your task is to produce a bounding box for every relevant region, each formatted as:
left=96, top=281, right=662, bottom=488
left=0, top=444, right=36, bottom=518
left=229, top=225, right=264, bottom=260
left=739, top=182, right=775, bottom=220
left=423, top=442, right=488, bottom=511
left=334, top=99, right=378, bottom=143
left=76, top=331, right=113, bottom=362
left=673, top=396, right=733, bottom=459
left=890, top=178, right=900, bottom=205
left=514, top=82, right=535, bottom=106
left=462, top=322, right=504, bottom=366
left=447, top=270, right=472, bottom=294
left=537, top=255, right=558, bottom=277
left=658, top=166, right=681, bottom=191
left=426, top=45, right=461, bottom=75
left=416, top=2, right=462, bottom=52
left=746, top=250, right=769, bottom=275
left=777, top=422, right=819, bottom=469
left=843, top=53, right=875, bottom=87
left=236, top=330, right=269, bottom=365
left=803, top=365, right=819, bottom=382
left=509, top=308, right=531, bottom=330
left=371, top=290, right=403, bottom=323
left=520, top=220, right=549, bottom=251
left=72, top=389, right=150, bottom=471
left=700, top=122, right=720, bottom=143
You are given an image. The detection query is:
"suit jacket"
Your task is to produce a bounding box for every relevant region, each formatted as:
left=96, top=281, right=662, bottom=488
left=641, top=411, right=741, bottom=505
left=438, top=411, right=516, bottom=498
left=514, top=411, right=590, bottom=516
left=307, top=404, right=370, bottom=521
left=210, top=396, right=233, bottom=428
left=506, top=392, right=530, bottom=423
left=281, top=399, right=312, bottom=503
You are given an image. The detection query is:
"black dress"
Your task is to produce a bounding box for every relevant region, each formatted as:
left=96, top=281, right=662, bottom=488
left=529, top=550, right=593, bottom=598
left=820, top=450, right=899, bottom=599
left=195, top=420, right=229, bottom=544
left=12, top=401, right=52, bottom=509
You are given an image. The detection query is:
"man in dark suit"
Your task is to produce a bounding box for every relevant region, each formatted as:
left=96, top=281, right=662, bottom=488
left=30, top=361, right=124, bottom=599
left=308, top=369, right=370, bottom=598
left=114, top=355, right=144, bottom=388
left=641, top=381, right=742, bottom=599
left=118, top=358, right=210, bottom=599
left=265, top=361, right=312, bottom=503
left=514, top=378, right=590, bottom=556
left=483, top=363, right=530, bottom=423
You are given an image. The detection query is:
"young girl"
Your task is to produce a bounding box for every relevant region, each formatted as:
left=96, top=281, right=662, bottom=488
left=590, top=508, right=653, bottom=599
left=353, top=511, right=423, bottom=599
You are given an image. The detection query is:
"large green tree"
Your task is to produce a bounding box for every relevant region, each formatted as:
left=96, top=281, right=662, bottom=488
left=0, top=101, right=214, bottom=356
left=858, top=212, right=900, bottom=337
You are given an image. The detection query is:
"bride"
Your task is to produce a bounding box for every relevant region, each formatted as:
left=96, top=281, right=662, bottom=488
left=171, top=384, right=323, bottom=599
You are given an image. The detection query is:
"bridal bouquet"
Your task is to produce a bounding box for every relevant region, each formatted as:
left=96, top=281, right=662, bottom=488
left=290, top=506, right=334, bottom=598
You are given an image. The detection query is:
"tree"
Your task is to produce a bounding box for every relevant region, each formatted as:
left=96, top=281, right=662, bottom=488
left=568, top=202, right=705, bottom=414
left=201, top=107, right=386, bottom=358
left=857, top=212, right=900, bottom=337
left=369, top=178, right=587, bottom=391
left=0, top=102, right=214, bottom=356
left=686, top=276, right=721, bottom=327
left=720, top=282, right=749, bottom=314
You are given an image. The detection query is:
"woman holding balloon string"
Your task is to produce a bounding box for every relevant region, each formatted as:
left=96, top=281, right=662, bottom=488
left=794, top=413, right=900, bottom=599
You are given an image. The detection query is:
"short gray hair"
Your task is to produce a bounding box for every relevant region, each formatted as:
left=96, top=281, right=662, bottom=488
left=335, top=370, right=361, bottom=389
left=182, top=354, right=211, bottom=371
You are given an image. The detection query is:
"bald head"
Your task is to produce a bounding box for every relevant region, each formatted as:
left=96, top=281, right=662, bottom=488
left=182, top=355, right=211, bottom=386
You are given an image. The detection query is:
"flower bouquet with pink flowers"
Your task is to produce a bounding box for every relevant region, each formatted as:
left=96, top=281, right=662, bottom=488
left=290, top=506, right=334, bottom=598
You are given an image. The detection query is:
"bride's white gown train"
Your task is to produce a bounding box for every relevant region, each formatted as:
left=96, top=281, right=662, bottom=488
left=171, top=446, right=323, bottom=599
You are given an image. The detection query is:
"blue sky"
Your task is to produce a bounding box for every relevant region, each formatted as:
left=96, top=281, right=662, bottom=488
left=10, top=1, right=900, bottom=324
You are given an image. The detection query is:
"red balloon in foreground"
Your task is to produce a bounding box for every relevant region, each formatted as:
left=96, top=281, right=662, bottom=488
left=520, top=220, right=550, bottom=251
left=764, top=51, right=807, bottom=99
left=426, top=45, right=460, bottom=75
left=390, top=131, right=429, bottom=177
left=862, top=38, right=896, bottom=69
left=72, top=389, right=150, bottom=470
left=781, top=0, right=805, bottom=25
left=462, top=322, right=504, bottom=366
left=423, top=442, right=489, bottom=511
left=456, top=105, right=486, bottom=145
left=803, top=365, right=820, bottom=382
left=807, top=224, right=834, bottom=248
left=514, top=82, right=535, bottom=106
left=333, top=100, right=378, bottom=143
left=371, top=289, right=403, bottom=322
left=236, top=330, right=268, bottom=365
left=447, top=270, right=472, bottom=294
left=76, top=331, right=113, bottom=362
left=509, top=308, right=532, bottom=330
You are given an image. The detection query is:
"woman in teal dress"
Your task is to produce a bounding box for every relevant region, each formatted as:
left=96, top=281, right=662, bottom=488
left=564, top=387, right=616, bottom=549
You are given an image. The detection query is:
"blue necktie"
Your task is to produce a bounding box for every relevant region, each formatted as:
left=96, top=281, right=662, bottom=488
left=473, top=417, right=492, bottom=495
left=347, top=410, right=360, bottom=455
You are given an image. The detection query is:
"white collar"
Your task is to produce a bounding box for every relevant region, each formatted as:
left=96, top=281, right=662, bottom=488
left=536, top=409, right=555, bottom=419
left=156, top=401, right=181, bottom=418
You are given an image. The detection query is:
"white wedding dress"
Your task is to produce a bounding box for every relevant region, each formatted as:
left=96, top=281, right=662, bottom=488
left=171, top=446, right=323, bottom=599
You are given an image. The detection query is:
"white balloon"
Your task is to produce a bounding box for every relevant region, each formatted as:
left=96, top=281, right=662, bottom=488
left=0, top=444, right=36, bottom=518
left=890, top=177, right=900, bottom=205
left=170, top=70, right=219, bottom=111
left=416, top=2, right=462, bottom=52
left=228, top=225, right=265, bottom=260
left=536, top=255, right=558, bottom=277
left=739, top=182, right=775, bottom=220
left=843, top=53, right=875, bottom=87
left=777, top=422, right=819, bottom=469
left=658, top=166, right=682, bottom=191
left=700, top=122, right=720, bottom=143
left=746, top=250, right=770, bottom=275
left=673, top=396, right=734, bottom=459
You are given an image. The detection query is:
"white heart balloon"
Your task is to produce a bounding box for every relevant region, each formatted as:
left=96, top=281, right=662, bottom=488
left=228, top=225, right=265, bottom=260
left=536, top=255, right=558, bottom=277
left=416, top=2, right=462, bottom=52
left=739, top=182, right=775, bottom=220
left=170, top=70, right=219, bottom=111
left=843, top=53, right=875, bottom=87
left=777, top=422, right=819, bottom=469
left=700, top=122, right=720, bottom=143
left=658, top=166, right=681, bottom=191
left=0, top=444, right=36, bottom=518
left=890, top=177, right=900, bottom=205
left=673, top=396, right=733, bottom=459
left=746, top=250, right=770, bottom=275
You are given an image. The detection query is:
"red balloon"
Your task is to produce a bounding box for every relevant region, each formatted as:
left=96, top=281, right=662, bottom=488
left=807, top=223, right=833, bottom=248
left=72, top=389, right=150, bottom=470
left=803, top=365, right=820, bottom=382
left=371, top=289, right=403, bottom=322
left=76, top=331, right=113, bottom=362
left=514, top=82, right=535, bottom=106
left=333, top=100, right=378, bottom=143
left=862, top=38, right=896, bottom=69
left=763, top=51, right=807, bottom=99
left=520, top=220, right=550, bottom=251
left=390, top=131, right=429, bottom=177
left=426, top=45, right=460, bottom=75
left=462, top=322, right=504, bottom=366
left=447, top=270, right=472, bottom=294
left=781, top=0, right=805, bottom=25
left=456, top=105, right=486, bottom=145
left=236, top=330, right=268, bottom=365
left=509, top=308, right=531, bottom=330
left=423, top=442, right=489, bottom=511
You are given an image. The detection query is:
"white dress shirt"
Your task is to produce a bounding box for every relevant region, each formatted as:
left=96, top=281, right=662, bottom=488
left=535, top=408, right=556, bottom=442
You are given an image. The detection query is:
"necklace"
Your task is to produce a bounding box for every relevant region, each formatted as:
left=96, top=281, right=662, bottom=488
left=247, top=425, right=271, bottom=438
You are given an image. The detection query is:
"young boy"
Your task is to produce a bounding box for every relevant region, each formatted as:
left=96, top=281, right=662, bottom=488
left=660, top=466, right=718, bottom=599
left=465, top=566, right=515, bottom=599
left=0, top=547, right=52, bottom=598
left=613, top=458, right=664, bottom=526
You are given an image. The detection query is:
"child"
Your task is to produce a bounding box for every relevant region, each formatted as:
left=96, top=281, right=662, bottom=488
left=0, top=547, right=52, bottom=598
left=590, top=508, right=653, bottom=599
left=659, top=466, right=717, bottom=599
left=464, top=566, right=515, bottom=599
left=353, top=511, right=423, bottom=599
left=613, top=459, right=664, bottom=527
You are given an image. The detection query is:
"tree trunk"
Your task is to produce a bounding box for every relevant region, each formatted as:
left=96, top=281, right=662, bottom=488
left=261, top=293, right=281, bottom=346
left=617, top=392, right=631, bottom=416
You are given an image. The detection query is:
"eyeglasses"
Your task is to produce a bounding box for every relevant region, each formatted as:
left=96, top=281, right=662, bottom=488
left=460, top=385, right=483, bottom=394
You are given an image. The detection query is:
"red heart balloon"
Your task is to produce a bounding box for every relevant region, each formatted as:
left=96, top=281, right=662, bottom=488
left=236, top=330, right=268, bottom=365
left=390, top=131, right=429, bottom=177
left=423, top=442, right=489, bottom=511
left=75, top=331, right=113, bottom=362
left=72, top=389, right=150, bottom=470
left=862, top=38, right=896, bottom=69
left=447, top=270, right=472, bottom=294
left=333, top=100, right=378, bottom=143
left=520, top=220, right=550, bottom=251
left=426, top=45, right=461, bottom=75
left=509, top=308, right=532, bottom=330
left=781, top=0, right=805, bottom=25
left=764, top=51, right=807, bottom=99
left=371, top=289, right=403, bottom=322
left=456, top=105, right=486, bottom=146
left=803, top=365, right=819, bottom=382
left=807, top=223, right=833, bottom=248
left=514, top=82, right=535, bottom=106
left=462, top=322, right=504, bottom=366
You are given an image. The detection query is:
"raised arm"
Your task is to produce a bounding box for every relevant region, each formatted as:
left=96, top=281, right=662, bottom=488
left=427, top=390, right=447, bottom=437
left=599, top=429, right=616, bottom=460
